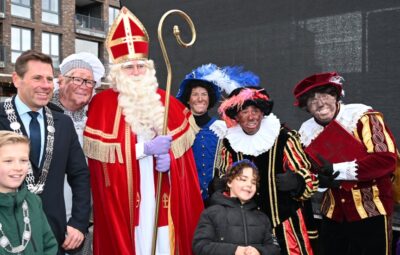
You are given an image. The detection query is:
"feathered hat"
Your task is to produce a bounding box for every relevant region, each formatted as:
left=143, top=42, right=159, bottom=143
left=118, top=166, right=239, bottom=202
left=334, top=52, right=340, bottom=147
left=219, top=85, right=273, bottom=128
left=106, top=7, right=149, bottom=64
left=176, top=64, right=260, bottom=109
left=293, top=71, right=344, bottom=107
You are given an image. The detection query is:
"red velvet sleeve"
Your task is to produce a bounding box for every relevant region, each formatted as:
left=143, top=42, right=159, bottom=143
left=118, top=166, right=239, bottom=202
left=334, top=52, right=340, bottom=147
left=355, top=112, right=397, bottom=181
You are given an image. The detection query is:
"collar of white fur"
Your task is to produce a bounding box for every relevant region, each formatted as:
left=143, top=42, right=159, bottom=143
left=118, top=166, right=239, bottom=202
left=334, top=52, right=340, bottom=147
left=299, top=103, right=372, bottom=146
left=224, top=114, right=281, bottom=156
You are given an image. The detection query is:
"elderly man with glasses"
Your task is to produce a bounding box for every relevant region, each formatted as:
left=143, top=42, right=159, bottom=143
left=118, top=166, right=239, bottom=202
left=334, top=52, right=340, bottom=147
left=52, top=52, right=105, bottom=255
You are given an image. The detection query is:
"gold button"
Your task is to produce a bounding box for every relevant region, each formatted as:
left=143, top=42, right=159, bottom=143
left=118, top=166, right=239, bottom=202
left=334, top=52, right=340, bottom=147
left=341, top=199, right=345, bottom=203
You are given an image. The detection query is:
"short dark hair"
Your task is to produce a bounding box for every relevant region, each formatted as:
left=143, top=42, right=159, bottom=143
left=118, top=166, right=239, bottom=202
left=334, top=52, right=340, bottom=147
left=15, top=50, right=53, bottom=78
left=179, top=80, right=217, bottom=109
left=298, top=85, right=339, bottom=109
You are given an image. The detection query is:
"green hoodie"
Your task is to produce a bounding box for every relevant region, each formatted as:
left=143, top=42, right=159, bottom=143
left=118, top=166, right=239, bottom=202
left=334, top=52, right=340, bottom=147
left=0, top=185, right=58, bottom=255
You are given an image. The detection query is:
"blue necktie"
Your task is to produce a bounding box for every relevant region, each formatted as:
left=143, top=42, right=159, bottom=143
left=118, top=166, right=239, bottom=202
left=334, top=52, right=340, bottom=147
left=28, top=111, right=41, bottom=166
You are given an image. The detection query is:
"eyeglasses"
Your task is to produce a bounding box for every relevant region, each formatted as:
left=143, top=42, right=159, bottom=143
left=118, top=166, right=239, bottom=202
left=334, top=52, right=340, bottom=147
left=64, top=76, right=96, bottom=88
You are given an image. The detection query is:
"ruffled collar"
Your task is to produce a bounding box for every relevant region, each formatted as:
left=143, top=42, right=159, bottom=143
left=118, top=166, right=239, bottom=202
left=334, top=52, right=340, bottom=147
left=299, top=103, right=372, bottom=146
left=225, top=114, right=281, bottom=156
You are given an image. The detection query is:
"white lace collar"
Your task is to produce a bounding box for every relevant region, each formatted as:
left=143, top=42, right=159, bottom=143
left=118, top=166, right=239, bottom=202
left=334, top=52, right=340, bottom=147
left=225, top=114, right=281, bottom=156
left=299, top=103, right=372, bottom=146
left=209, top=120, right=227, bottom=139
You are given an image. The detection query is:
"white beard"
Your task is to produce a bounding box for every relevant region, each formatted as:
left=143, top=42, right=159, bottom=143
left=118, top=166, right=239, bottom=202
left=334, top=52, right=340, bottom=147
left=111, top=66, right=165, bottom=140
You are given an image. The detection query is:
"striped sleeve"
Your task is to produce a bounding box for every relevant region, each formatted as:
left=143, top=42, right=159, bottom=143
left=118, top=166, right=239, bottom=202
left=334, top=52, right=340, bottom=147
left=284, top=130, right=319, bottom=200
left=353, top=112, right=397, bottom=180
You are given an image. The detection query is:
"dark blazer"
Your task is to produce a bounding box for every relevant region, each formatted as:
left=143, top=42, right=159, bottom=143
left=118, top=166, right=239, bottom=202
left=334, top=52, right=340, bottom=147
left=0, top=97, right=91, bottom=255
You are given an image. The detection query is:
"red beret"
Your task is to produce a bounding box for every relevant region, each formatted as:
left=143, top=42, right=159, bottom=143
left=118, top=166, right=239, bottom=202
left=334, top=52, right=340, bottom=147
left=293, top=71, right=343, bottom=106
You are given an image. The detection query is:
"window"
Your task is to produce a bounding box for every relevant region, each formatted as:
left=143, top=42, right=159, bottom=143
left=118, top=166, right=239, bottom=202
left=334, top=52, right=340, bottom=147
left=108, top=7, right=120, bottom=27
left=11, top=27, right=32, bottom=63
left=42, top=32, right=60, bottom=68
left=75, top=39, right=99, bottom=57
left=42, top=0, right=59, bottom=25
left=11, top=0, right=31, bottom=19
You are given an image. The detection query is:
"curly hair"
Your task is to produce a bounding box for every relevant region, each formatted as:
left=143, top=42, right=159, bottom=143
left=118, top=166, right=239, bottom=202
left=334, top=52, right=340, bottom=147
left=226, top=159, right=260, bottom=188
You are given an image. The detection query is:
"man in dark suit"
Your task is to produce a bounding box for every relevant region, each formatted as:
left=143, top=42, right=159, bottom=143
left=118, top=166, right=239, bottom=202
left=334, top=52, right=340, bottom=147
left=0, top=50, right=91, bottom=255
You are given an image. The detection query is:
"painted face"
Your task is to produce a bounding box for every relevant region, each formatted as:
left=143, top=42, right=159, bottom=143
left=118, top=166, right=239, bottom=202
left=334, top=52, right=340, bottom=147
left=120, top=60, right=147, bottom=77
left=228, top=167, right=257, bottom=203
left=306, top=92, right=337, bottom=124
left=0, top=143, right=30, bottom=193
left=13, top=60, right=54, bottom=111
left=188, top=86, right=209, bottom=115
left=235, top=105, right=264, bottom=135
left=59, top=68, right=95, bottom=110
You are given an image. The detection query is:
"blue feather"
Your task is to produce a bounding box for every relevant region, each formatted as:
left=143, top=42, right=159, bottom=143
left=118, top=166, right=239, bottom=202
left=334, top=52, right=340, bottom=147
left=222, top=66, right=260, bottom=87
left=185, top=63, right=219, bottom=80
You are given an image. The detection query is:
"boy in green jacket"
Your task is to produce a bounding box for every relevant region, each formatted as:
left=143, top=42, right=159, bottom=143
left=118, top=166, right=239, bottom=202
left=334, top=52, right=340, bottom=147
left=0, top=131, right=57, bottom=254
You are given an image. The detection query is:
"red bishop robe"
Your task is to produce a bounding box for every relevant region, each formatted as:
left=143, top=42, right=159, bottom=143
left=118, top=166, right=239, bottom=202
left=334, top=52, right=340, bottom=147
left=83, top=88, right=204, bottom=255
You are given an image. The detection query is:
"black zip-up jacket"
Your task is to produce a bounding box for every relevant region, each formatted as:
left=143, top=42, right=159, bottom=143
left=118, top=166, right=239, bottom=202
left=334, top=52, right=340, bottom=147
left=192, top=191, right=280, bottom=255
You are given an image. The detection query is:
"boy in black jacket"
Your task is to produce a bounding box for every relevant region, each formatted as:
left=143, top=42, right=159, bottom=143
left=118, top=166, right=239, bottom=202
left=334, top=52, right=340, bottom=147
left=193, top=159, right=280, bottom=255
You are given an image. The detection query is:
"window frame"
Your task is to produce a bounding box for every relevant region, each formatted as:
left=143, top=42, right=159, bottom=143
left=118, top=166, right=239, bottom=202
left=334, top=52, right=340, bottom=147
left=42, top=32, right=60, bottom=68
left=11, top=26, right=32, bottom=63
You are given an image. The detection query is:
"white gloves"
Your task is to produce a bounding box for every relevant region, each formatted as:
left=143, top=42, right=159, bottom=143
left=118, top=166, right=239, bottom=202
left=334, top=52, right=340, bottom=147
left=333, top=160, right=358, bottom=181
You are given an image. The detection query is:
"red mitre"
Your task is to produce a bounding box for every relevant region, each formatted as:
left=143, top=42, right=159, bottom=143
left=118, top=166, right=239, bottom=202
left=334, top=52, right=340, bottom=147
left=106, top=6, right=149, bottom=64
left=293, top=71, right=344, bottom=106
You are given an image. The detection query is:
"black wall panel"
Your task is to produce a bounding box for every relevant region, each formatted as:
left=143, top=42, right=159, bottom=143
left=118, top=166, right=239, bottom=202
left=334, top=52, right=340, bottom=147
left=120, top=0, right=400, bottom=142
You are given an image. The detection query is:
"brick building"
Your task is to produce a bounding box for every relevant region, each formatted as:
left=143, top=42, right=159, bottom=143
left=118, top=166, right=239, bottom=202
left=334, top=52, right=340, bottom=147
left=0, top=0, right=120, bottom=96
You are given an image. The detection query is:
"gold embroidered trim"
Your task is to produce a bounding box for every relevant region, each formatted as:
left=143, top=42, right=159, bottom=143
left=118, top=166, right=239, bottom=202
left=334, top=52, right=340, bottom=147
left=84, top=106, right=122, bottom=139
left=168, top=196, right=175, bottom=255
left=269, top=139, right=279, bottom=227
left=352, top=188, right=368, bottom=219
left=372, top=185, right=387, bottom=215
left=125, top=125, right=135, bottom=236
left=170, top=114, right=199, bottom=158
left=83, top=137, right=123, bottom=164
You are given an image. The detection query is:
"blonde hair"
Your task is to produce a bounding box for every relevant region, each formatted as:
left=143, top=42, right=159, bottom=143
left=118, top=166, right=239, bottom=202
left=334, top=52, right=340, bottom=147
left=0, top=131, right=29, bottom=148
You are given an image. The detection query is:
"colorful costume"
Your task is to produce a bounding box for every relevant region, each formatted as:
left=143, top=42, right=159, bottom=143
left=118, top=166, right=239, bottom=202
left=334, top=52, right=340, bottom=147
left=215, top=116, right=317, bottom=255
left=84, top=8, right=203, bottom=254
left=299, top=103, right=397, bottom=255
left=176, top=63, right=233, bottom=200
left=191, top=116, right=222, bottom=199
left=215, top=86, right=318, bottom=255
left=294, top=72, right=398, bottom=255
left=83, top=88, right=203, bottom=254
